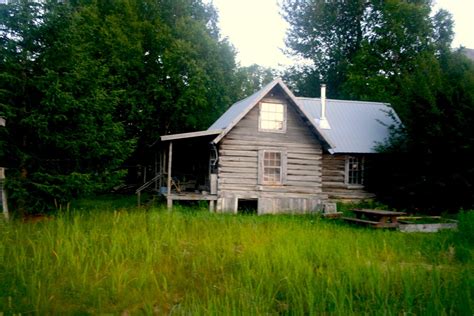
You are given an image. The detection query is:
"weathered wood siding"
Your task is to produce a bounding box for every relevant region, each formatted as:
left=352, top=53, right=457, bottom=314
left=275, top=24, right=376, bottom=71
left=321, top=154, right=375, bottom=201
left=217, top=94, right=326, bottom=214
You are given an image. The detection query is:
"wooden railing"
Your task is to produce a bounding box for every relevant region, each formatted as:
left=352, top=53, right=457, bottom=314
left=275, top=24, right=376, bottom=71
left=136, top=173, right=162, bottom=206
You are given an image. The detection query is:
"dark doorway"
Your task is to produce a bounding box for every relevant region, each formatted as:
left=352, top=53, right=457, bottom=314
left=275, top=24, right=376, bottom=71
left=237, top=198, right=258, bottom=215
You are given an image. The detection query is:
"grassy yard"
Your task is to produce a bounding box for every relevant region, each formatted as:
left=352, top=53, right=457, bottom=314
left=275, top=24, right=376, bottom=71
left=0, top=198, right=472, bottom=315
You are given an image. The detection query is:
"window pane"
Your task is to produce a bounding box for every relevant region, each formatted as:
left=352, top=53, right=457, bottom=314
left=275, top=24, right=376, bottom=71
left=347, top=156, right=364, bottom=185
left=262, top=151, right=282, bottom=184
left=260, top=103, right=284, bottom=131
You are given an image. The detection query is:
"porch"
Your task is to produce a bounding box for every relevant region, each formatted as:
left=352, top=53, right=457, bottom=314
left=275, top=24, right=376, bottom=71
left=141, top=129, right=222, bottom=211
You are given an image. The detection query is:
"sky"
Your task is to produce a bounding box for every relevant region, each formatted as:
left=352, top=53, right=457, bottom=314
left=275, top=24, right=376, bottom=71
left=210, top=0, right=474, bottom=69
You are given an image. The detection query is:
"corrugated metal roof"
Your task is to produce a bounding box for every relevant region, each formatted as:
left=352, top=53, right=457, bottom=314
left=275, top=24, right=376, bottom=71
left=297, top=97, right=399, bottom=153
left=208, top=78, right=334, bottom=147
left=206, top=79, right=399, bottom=153
left=208, top=79, right=281, bottom=130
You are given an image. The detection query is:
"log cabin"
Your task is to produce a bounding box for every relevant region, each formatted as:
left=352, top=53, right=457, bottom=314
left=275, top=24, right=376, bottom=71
left=156, top=78, right=400, bottom=214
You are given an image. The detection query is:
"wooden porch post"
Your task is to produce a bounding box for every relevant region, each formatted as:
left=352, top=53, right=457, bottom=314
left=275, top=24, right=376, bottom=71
left=167, top=141, right=173, bottom=210
left=1, top=168, right=8, bottom=220
left=154, top=152, right=158, bottom=190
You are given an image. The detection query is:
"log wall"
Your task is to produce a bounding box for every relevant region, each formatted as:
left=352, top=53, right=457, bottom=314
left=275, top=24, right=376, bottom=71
left=216, top=94, right=327, bottom=214
left=321, top=154, right=375, bottom=201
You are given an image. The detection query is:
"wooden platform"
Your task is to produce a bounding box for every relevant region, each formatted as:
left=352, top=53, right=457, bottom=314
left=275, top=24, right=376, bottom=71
left=342, top=217, right=398, bottom=228
left=166, top=193, right=218, bottom=212
left=167, top=193, right=217, bottom=201
left=349, top=209, right=406, bottom=229
left=323, top=212, right=343, bottom=218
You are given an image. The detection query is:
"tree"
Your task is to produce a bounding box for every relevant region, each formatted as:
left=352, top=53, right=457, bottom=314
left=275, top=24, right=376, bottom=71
left=377, top=51, right=474, bottom=212
left=283, top=0, right=473, bottom=212
left=282, top=0, right=450, bottom=101
left=0, top=1, right=135, bottom=212
left=0, top=0, right=240, bottom=213
left=234, top=64, right=277, bottom=99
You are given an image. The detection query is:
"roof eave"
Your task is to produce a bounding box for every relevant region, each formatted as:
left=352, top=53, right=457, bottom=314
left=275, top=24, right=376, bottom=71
left=161, top=129, right=223, bottom=141
left=211, top=78, right=335, bottom=149
left=211, top=79, right=282, bottom=144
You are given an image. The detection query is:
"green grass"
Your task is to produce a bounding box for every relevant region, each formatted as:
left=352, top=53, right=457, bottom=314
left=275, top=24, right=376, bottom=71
left=0, top=200, right=472, bottom=315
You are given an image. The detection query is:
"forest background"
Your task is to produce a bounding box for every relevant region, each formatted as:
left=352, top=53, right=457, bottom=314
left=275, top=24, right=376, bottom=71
left=1, top=0, right=473, bottom=214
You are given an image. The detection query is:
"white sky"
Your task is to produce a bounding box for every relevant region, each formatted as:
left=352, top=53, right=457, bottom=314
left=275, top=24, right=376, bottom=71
left=211, top=0, right=474, bottom=69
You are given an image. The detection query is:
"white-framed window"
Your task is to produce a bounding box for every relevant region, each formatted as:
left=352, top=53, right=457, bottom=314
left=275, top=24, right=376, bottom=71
left=258, top=150, right=286, bottom=185
left=259, top=102, right=286, bottom=132
left=345, top=156, right=364, bottom=185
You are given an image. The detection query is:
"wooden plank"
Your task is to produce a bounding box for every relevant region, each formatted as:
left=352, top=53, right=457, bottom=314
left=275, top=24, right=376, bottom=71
left=288, top=158, right=321, bottom=166
left=218, top=184, right=256, bottom=192
left=259, top=185, right=322, bottom=193
left=343, top=217, right=398, bottom=228
left=323, top=167, right=345, bottom=172
left=322, top=176, right=345, bottom=182
left=286, top=175, right=321, bottom=182
left=210, top=174, right=217, bottom=195
left=219, top=172, right=257, bottom=179
left=219, top=190, right=327, bottom=200
left=236, top=120, right=315, bottom=133
left=326, top=192, right=375, bottom=200
left=286, top=181, right=322, bottom=187
left=227, top=131, right=318, bottom=145
left=219, top=167, right=256, bottom=174
left=219, top=184, right=321, bottom=194
left=342, top=217, right=379, bottom=225
left=323, top=181, right=349, bottom=188
left=282, top=151, right=288, bottom=184
left=222, top=137, right=319, bottom=149
left=168, top=194, right=218, bottom=201
left=219, top=156, right=257, bottom=163
left=220, top=191, right=259, bottom=198
left=287, top=153, right=321, bottom=160
left=322, top=154, right=345, bottom=161
left=287, top=164, right=320, bottom=171
left=167, top=141, right=173, bottom=209
left=220, top=142, right=321, bottom=153
left=218, top=178, right=258, bottom=185
left=219, top=161, right=257, bottom=168
left=161, top=129, right=222, bottom=141
left=352, top=209, right=406, bottom=216
left=287, top=169, right=321, bottom=176
left=219, top=150, right=257, bottom=157
left=323, top=172, right=345, bottom=177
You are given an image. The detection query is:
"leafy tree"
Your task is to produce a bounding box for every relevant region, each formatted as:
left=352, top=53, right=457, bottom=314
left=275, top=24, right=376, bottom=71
left=0, top=0, right=240, bottom=213
left=0, top=1, right=135, bottom=212
left=283, top=0, right=473, bottom=212
left=376, top=51, right=474, bottom=212
left=234, top=64, right=277, bottom=99
left=282, top=0, right=450, bottom=101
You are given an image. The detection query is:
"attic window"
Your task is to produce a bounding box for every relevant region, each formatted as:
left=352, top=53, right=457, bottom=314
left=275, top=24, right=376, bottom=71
left=259, top=102, right=286, bottom=132
left=345, top=156, right=364, bottom=185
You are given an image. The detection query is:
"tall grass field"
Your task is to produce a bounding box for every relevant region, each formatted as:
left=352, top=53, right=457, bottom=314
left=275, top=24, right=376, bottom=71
left=0, top=198, right=473, bottom=314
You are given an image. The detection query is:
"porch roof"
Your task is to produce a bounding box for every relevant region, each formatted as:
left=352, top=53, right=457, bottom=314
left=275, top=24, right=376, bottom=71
left=160, top=129, right=223, bottom=141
